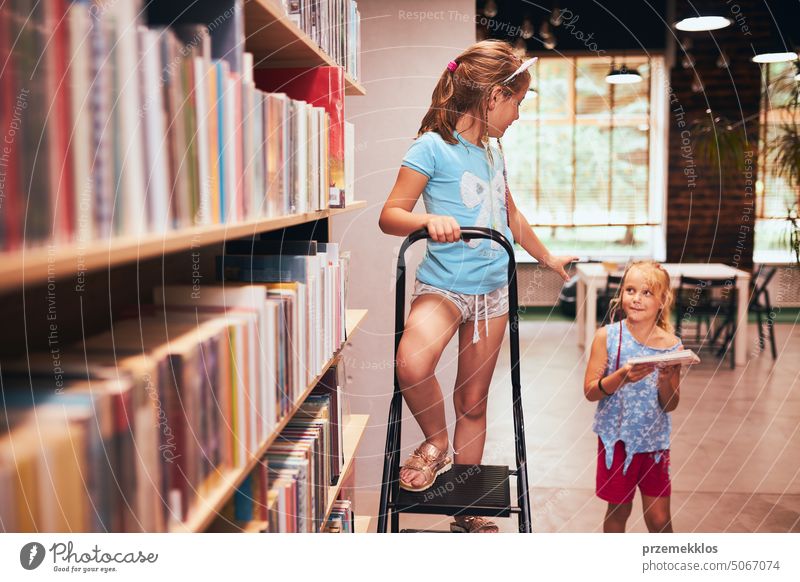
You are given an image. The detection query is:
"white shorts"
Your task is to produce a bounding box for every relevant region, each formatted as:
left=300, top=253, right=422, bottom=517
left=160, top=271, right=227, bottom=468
left=410, top=279, right=509, bottom=343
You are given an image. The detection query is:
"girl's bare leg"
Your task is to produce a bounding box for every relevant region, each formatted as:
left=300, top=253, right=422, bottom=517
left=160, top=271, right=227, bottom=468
left=396, top=294, right=462, bottom=488
left=452, top=314, right=508, bottom=466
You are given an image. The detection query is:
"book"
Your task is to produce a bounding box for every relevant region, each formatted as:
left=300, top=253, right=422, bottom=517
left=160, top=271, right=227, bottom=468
left=138, top=26, right=171, bottom=233
left=312, top=366, right=344, bottom=484
left=107, top=0, right=147, bottom=236
left=626, top=350, right=701, bottom=367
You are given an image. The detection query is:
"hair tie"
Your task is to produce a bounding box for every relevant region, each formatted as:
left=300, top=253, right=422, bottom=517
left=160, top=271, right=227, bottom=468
left=447, top=60, right=459, bottom=72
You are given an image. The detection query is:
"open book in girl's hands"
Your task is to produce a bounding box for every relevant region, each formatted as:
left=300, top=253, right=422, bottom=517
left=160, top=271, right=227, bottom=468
left=626, top=350, right=701, bottom=367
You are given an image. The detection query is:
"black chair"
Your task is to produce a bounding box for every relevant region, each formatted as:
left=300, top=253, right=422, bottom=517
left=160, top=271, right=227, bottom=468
left=749, top=265, right=777, bottom=360
left=597, top=274, right=623, bottom=326
left=674, top=275, right=738, bottom=369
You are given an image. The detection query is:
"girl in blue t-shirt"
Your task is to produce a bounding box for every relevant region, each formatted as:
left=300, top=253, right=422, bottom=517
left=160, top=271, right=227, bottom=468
left=583, top=261, right=685, bottom=533
left=378, top=40, right=575, bottom=533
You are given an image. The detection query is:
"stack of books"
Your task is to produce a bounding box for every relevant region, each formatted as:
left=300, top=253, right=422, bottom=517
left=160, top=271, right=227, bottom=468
left=323, top=499, right=354, bottom=533
left=226, top=393, right=338, bottom=533
left=269, top=393, right=336, bottom=533
left=281, top=0, right=362, bottom=82
left=217, top=239, right=348, bottom=383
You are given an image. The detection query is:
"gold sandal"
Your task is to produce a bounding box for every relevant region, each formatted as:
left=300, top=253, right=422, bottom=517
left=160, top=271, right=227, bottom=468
left=398, top=441, right=452, bottom=492
left=450, top=515, right=499, bottom=533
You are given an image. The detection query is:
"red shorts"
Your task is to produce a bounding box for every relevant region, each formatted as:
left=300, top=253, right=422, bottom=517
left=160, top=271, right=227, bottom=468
left=596, top=438, right=671, bottom=504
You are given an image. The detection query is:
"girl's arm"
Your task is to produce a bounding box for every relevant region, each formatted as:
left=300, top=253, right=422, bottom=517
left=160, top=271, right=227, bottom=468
left=656, top=355, right=682, bottom=412
left=583, top=327, right=610, bottom=402
left=507, top=192, right=577, bottom=281
left=378, top=167, right=461, bottom=242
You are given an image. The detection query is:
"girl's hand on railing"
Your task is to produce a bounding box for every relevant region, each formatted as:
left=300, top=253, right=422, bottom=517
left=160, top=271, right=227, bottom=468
left=424, top=215, right=462, bottom=243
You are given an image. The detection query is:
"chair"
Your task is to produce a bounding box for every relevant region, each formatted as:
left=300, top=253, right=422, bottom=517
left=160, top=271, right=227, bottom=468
left=749, top=265, right=777, bottom=359
left=597, top=274, right=623, bottom=326
left=674, top=275, right=738, bottom=369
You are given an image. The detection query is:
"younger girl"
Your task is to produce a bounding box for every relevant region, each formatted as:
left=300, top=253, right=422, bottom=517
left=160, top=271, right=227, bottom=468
left=379, top=40, right=575, bottom=533
left=583, top=261, right=683, bottom=533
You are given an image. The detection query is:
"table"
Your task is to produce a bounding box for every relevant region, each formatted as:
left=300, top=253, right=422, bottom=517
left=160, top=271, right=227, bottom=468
left=575, top=263, right=751, bottom=366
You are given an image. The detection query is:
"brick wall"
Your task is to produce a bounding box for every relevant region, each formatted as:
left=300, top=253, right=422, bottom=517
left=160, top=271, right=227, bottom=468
left=665, top=0, right=771, bottom=270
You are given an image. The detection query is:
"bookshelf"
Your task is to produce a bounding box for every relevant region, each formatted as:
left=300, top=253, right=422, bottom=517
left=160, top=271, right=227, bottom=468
left=320, top=413, right=369, bottom=528
left=208, top=413, right=369, bottom=533
left=244, top=0, right=366, bottom=95
left=0, top=202, right=366, bottom=294
left=172, top=309, right=368, bottom=533
left=0, top=0, right=367, bottom=534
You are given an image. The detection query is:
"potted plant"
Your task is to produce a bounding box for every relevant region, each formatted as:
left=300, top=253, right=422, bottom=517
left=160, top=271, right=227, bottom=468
left=690, top=64, right=800, bottom=263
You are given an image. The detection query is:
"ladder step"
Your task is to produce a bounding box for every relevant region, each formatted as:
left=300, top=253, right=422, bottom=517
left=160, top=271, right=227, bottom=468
left=394, top=464, right=512, bottom=517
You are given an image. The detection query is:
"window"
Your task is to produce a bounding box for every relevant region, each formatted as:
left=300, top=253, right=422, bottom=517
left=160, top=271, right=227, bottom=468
left=755, top=61, right=798, bottom=263
left=502, top=55, right=668, bottom=260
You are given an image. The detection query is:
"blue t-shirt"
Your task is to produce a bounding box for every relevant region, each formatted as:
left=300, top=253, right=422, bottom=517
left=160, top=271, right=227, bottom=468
left=593, top=319, right=682, bottom=474
left=400, top=130, right=514, bottom=294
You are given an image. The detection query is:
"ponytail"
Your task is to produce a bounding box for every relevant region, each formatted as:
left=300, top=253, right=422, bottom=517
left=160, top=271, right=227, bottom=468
left=417, top=40, right=531, bottom=145
left=418, top=68, right=461, bottom=144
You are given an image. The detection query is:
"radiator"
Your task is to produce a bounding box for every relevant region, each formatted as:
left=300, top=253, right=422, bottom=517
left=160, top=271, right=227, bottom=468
left=766, top=265, right=800, bottom=307
left=517, top=263, right=800, bottom=308
left=516, top=263, right=575, bottom=306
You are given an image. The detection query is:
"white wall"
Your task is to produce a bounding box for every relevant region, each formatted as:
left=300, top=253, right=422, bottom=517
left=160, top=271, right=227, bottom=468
left=331, top=0, right=475, bottom=504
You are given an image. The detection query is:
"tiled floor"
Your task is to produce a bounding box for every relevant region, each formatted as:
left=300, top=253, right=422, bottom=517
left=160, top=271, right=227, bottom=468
left=357, top=320, right=800, bottom=532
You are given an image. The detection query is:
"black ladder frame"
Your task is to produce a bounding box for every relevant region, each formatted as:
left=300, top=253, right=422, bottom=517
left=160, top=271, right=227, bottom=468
left=376, top=227, right=532, bottom=533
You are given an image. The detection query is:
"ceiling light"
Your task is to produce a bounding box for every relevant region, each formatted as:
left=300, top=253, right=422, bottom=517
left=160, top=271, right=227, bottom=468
left=521, top=16, right=534, bottom=39
left=605, top=64, right=642, bottom=84
left=752, top=51, right=798, bottom=64
left=550, top=6, right=562, bottom=27
left=675, top=16, right=731, bottom=32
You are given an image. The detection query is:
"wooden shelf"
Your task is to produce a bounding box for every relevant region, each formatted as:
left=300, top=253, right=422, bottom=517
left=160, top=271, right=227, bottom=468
left=354, top=515, right=372, bottom=534
left=244, top=0, right=365, bottom=96
left=319, top=413, right=369, bottom=530
left=0, top=201, right=366, bottom=293
left=220, top=414, right=370, bottom=533
left=345, top=308, right=367, bottom=338
left=205, top=519, right=268, bottom=533
left=170, top=308, right=368, bottom=533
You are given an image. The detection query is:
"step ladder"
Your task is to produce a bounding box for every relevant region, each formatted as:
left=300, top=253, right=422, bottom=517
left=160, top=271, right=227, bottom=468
left=377, top=227, right=532, bottom=533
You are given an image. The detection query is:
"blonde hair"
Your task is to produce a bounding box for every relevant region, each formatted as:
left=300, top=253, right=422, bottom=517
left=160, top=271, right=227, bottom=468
left=608, top=260, right=674, bottom=333
left=417, top=40, right=531, bottom=147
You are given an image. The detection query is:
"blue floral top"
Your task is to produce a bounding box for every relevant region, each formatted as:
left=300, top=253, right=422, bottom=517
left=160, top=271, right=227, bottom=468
left=593, top=319, right=682, bottom=474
